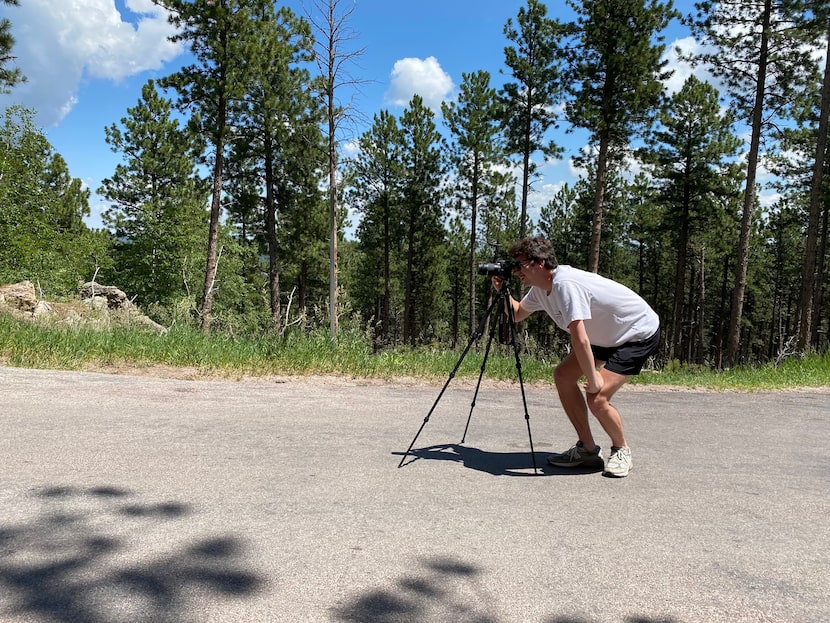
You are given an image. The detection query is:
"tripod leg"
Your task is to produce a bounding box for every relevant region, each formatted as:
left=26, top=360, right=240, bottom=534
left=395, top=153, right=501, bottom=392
left=397, top=293, right=500, bottom=468
left=461, top=294, right=502, bottom=443
left=504, top=285, right=539, bottom=474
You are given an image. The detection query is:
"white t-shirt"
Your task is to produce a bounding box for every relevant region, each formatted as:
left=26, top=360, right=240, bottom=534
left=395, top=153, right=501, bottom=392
left=520, top=265, right=659, bottom=348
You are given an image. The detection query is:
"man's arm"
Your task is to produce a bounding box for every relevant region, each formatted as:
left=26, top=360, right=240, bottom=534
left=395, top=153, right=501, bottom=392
left=568, top=319, right=603, bottom=394
left=509, top=295, right=532, bottom=323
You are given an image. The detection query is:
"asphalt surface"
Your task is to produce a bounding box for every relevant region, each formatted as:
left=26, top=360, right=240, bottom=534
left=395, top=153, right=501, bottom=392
left=0, top=365, right=828, bottom=623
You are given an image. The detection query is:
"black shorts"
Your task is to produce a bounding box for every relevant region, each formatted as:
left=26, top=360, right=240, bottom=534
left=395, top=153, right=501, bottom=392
left=591, top=328, right=660, bottom=376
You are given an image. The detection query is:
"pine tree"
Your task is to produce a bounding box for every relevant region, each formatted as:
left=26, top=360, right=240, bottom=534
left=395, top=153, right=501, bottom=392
left=231, top=1, right=322, bottom=331
left=564, top=0, right=677, bottom=273
left=42, top=153, right=91, bottom=233
left=156, top=0, right=252, bottom=331
left=687, top=0, right=819, bottom=364
left=347, top=110, right=405, bottom=344
left=442, top=70, right=511, bottom=334
left=538, top=183, right=587, bottom=268
left=500, top=0, right=564, bottom=239
left=100, top=80, right=209, bottom=309
left=0, top=0, right=24, bottom=93
left=445, top=215, right=470, bottom=346
left=791, top=1, right=830, bottom=351
left=639, top=75, right=743, bottom=361
left=399, top=95, right=447, bottom=344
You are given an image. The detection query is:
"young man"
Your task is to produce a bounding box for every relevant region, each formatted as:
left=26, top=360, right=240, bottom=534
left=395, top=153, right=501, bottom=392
left=492, top=237, right=660, bottom=477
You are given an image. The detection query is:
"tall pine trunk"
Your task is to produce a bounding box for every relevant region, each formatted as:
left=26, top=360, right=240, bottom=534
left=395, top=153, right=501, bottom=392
left=519, top=119, right=532, bottom=241
left=588, top=131, right=610, bottom=273
left=404, top=200, right=416, bottom=345
left=201, top=110, right=226, bottom=333
left=264, top=133, right=280, bottom=332
left=798, top=19, right=830, bottom=351
left=726, top=0, right=772, bottom=366
left=328, top=116, right=338, bottom=341
left=382, top=193, right=391, bottom=343
left=468, top=155, right=479, bottom=334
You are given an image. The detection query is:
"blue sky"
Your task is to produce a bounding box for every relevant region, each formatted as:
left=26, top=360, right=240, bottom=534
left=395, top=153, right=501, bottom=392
left=1, top=0, right=711, bottom=230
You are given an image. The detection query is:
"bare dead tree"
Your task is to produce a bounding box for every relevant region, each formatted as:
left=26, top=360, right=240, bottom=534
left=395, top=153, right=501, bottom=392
left=304, top=0, right=367, bottom=341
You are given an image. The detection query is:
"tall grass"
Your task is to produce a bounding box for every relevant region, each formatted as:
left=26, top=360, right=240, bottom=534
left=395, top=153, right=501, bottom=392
left=1, top=314, right=828, bottom=390
left=633, top=354, right=830, bottom=391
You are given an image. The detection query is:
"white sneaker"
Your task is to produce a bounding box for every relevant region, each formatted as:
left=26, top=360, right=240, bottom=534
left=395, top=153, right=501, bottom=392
left=604, top=447, right=632, bottom=477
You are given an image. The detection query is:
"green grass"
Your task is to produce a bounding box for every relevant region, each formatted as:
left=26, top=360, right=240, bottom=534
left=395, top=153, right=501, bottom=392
left=632, top=355, right=830, bottom=391
left=1, top=314, right=828, bottom=390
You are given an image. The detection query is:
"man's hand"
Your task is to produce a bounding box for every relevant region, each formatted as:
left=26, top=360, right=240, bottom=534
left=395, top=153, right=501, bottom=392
left=582, top=373, right=604, bottom=395
left=494, top=278, right=531, bottom=323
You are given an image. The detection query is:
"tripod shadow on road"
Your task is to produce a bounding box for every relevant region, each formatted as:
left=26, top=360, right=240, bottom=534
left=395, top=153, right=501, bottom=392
left=394, top=443, right=603, bottom=477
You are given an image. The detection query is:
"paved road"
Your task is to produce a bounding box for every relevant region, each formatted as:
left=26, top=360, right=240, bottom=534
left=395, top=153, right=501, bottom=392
left=0, top=366, right=828, bottom=623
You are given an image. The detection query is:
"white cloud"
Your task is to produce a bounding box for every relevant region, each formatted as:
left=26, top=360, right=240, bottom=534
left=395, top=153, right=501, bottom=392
left=384, top=56, right=454, bottom=112
left=661, top=36, right=699, bottom=95
left=568, top=158, right=588, bottom=180
left=2, top=0, right=182, bottom=127
left=341, top=139, right=361, bottom=159
left=661, top=36, right=723, bottom=97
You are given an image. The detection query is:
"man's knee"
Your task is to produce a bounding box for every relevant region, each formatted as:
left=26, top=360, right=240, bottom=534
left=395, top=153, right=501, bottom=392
left=554, top=360, right=581, bottom=386
left=585, top=391, right=610, bottom=414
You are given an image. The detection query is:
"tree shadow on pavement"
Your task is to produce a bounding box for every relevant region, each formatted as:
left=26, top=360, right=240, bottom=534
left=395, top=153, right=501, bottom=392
left=332, top=555, right=498, bottom=623
left=544, top=617, right=682, bottom=623
left=333, top=555, right=681, bottom=623
left=0, top=485, right=263, bottom=623
left=395, top=444, right=603, bottom=477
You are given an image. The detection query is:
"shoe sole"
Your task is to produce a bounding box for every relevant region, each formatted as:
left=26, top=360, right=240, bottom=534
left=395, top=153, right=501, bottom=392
left=603, top=463, right=631, bottom=477
left=546, top=456, right=604, bottom=468
left=602, top=469, right=629, bottom=477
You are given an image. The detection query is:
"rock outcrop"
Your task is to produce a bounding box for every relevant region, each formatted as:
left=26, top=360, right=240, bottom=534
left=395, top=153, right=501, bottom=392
left=0, top=281, right=167, bottom=333
left=0, top=280, right=38, bottom=313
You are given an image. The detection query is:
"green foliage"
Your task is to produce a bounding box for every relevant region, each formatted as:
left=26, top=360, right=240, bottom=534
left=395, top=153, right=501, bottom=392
left=443, top=70, right=515, bottom=335
left=500, top=0, right=565, bottom=236
left=99, top=80, right=209, bottom=310
left=0, top=107, right=111, bottom=295
left=399, top=95, right=450, bottom=345
left=638, top=75, right=744, bottom=363
left=565, top=0, right=678, bottom=149
left=1, top=0, right=828, bottom=369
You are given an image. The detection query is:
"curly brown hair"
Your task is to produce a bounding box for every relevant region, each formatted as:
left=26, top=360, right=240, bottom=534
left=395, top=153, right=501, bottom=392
left=507, top=237, right=558, bottom=269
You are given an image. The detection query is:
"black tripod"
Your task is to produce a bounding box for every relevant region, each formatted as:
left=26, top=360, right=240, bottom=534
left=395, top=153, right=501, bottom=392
left=397, top=282, right=539, bottom=473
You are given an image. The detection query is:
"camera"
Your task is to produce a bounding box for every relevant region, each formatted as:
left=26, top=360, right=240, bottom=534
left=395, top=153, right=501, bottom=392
left=476, top=259, right=517, bottom=279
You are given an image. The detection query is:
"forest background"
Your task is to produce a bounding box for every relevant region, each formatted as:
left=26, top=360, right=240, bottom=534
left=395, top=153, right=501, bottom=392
left=1, top=0, right=829, bottom=372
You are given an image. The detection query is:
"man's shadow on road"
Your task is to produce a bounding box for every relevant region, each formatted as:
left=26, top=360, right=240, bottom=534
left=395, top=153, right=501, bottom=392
left=394, top=443, right=604, bottom=477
